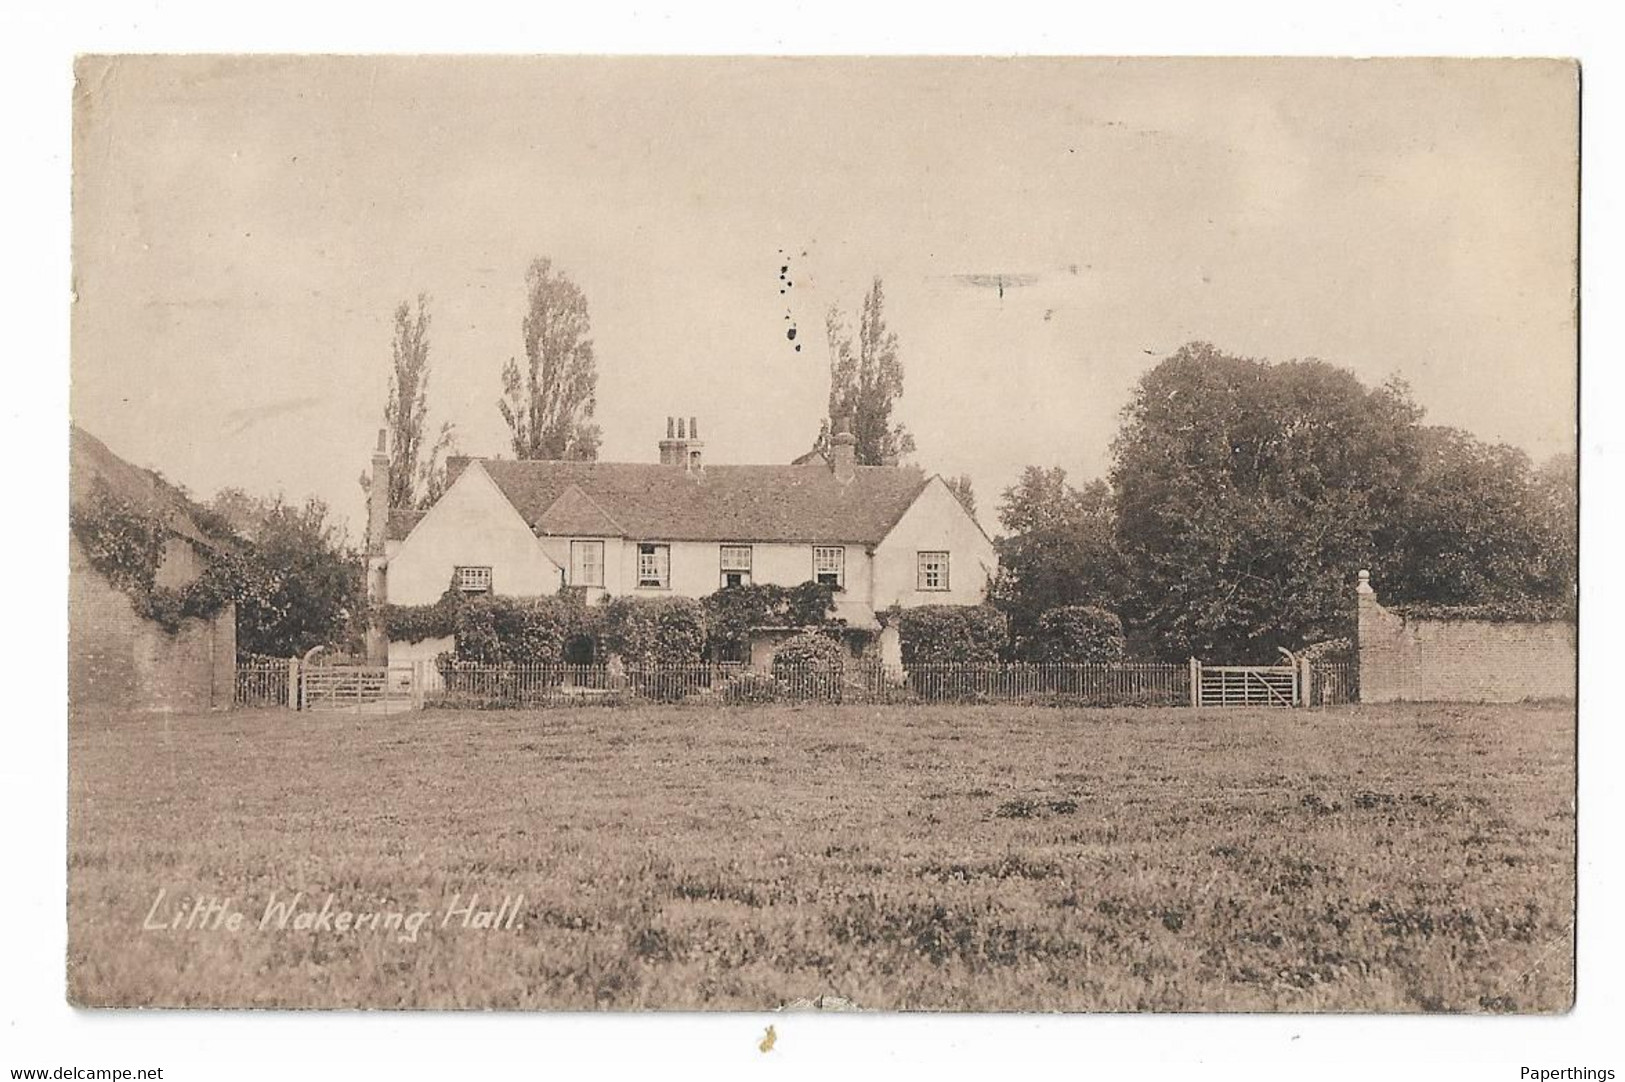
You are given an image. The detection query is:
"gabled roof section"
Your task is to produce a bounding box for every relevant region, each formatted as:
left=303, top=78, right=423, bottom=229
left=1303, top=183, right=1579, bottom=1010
left=70, top=425, right=226, bottom=551
left=475, top=459, right=932, bottom=544
left=535, top=484, right=624, bottom=537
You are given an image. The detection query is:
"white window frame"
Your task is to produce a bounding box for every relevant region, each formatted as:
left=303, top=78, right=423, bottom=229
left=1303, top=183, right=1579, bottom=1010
left=569, top=540, right=605, bottom=588
left=456, top=565, right=493, bottom=595
left=719, top=544, right=753, bottom=588
left=813, top=546, right=845, bottom=589
left=917, top=551, right=950, bottom=591
left=637, top=542, right=671, bottom=589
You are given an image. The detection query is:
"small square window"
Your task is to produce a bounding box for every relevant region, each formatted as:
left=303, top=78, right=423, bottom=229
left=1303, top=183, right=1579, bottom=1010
left=456, top=566, right=493, bottom=594
left=813, top=546, right=845, bottom=588
left=917, top=551, right=949, bottom=591
left=638, top=543, right=671, bottom=589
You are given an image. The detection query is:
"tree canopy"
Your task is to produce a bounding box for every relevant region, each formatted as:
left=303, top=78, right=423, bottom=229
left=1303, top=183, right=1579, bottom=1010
left=1109, top=343, right=1422, bottom=660
left=381, top=294, right=458, bottom=509
left=814, top=277, right=916, bottom=465
left=1101, top=342, right=1572, bottom=661
left=499, top=257, right=602, bottom=461
left=990, top=467, right=1125, bottom=648
left=208, top=490, right=366, bottom=658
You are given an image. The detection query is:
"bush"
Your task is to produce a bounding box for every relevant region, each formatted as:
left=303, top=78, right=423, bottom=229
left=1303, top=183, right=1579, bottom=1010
left=1024, top=605, right=1126, bottom=663
left=1387, top=599, right=1575, bottom=624
left=893, top=604, right=1009, bottom=666
left=701, top=582, right=837, bottom=655
left=721, top=670, right=784, bottom=704
left=452, top=595, right=504, bottom=664
left=490, top=595, right=584, bottom=663
left=601, top=595, right=708, bottom=666
left=392, top=579, right=594, bottom=664
left=384, top=590, right=462, bottom=643
left=771, top=629, right=847, bottom=701
left=1298, top=637, right=1353, bottom=663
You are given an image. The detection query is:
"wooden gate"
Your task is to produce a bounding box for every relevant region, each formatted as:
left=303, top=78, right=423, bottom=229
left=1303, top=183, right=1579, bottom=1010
left=1190, top=660, right=1300, bottom=707
left=298, top=664, right=418, bottom=713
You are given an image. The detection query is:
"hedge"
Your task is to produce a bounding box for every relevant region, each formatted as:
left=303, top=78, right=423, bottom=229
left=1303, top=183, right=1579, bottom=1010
left=1023, top=605, right=1126, bottom=663
left=600, top=595, right=708, bottom=665
left=1387, top=598, right=1576, bottom=624
left=701, top=582, right=837, bottom=649
left=892, top=604, right=1010, bottom=666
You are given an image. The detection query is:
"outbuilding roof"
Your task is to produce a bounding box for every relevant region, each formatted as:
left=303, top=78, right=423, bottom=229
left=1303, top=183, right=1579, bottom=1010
left=69, top=425, right=226, bottom=551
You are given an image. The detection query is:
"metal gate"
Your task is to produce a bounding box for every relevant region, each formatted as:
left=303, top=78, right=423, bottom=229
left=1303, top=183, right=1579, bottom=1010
left=1191, top=660, right=1300, bottom=707
left=298, top=665, right=417, bottom=714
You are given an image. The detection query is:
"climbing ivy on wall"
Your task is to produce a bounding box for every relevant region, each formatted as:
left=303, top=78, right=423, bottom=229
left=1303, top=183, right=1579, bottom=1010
left=69, top=487, right=250, bottom=633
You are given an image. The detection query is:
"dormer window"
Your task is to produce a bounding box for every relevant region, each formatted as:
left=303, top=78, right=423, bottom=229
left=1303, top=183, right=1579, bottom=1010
left=456, top=566, right=493, bottom=595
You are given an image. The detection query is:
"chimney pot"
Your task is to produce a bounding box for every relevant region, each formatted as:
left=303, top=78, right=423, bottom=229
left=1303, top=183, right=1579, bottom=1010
left=666, top=416, right=675, bottom=439
left=690, top=416, right=698, bottom=440
left=677, top=417, right=686, bottom=439
left=375, top=428, right=387, bottom=455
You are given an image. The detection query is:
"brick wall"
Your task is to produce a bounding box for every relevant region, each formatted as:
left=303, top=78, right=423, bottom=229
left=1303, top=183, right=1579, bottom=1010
left=1355, top=577, right=1575, bottom=702
left=68, top=538, right=236, bottom=715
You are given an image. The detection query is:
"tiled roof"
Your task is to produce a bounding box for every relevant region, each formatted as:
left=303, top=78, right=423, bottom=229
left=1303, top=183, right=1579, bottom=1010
left=534, top=484, right=624, bottom=537
left=465, top=459, right=931, bottom=545
left=70, top=425, right=221, bottom=550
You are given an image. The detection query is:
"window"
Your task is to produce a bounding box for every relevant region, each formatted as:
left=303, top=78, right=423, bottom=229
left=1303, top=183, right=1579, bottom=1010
left=637, top=543, right=671, bottom=589
left=813, top=546, right=845, bottom=588
left=569, top=541, right=605, bottom=588
left=456, top=566, right=493, bottom=595
left=719, top=544, right=753, bottom=589
left=917, top=551, right=950, bottom=591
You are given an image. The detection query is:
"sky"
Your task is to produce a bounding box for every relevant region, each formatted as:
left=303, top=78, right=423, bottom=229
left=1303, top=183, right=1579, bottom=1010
left=70, top=56, right=1578, bottom=540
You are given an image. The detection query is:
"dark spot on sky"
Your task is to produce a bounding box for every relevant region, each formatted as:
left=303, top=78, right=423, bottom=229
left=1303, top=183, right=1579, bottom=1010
left=786, top=328, right=797, bottom=342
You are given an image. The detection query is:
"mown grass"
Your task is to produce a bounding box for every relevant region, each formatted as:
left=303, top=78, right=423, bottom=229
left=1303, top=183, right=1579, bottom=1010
left=66, top=701, right=1574, bottom=1011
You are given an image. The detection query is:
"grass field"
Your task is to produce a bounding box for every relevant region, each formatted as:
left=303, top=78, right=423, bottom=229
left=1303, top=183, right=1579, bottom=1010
left=67, top=701, right=1575, bottom=1011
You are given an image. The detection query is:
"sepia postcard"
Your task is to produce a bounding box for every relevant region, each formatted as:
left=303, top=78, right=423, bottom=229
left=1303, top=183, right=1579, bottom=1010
left=67, top=56, right=1578, bottom=1012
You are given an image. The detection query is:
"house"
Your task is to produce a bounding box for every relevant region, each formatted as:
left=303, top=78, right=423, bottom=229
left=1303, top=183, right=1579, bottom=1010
left=367, top=416, right=997, bottom=668
left=68, top=425, right=237, bottom=714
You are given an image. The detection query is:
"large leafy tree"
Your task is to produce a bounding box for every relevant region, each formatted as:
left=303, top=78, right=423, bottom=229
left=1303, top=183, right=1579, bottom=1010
left=1110, top=342, right=1422, bottom=661
left=990, top=467, right=1125, bottom=647
left=499, top=257, right=602, bottom=461
left=381, top=294, right=458, bottom=510
left=1532, top=450, right=1579, bottom=602
left=814, top=277, right=916, bottom=464
left=1373, top=429, right=1574, bottom=606
left=208, top=490, right=366, bottom=657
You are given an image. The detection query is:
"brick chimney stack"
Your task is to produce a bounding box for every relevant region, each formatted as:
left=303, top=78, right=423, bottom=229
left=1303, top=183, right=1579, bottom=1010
left=658, top=414, right=704, bottom=471
left=367, top=429, right=390, bottom=558
left=659, top=415, right=683, bottom=466
left=364, top=429, right=390, bottom=665
left=830, top=421, right=857, bottom=483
